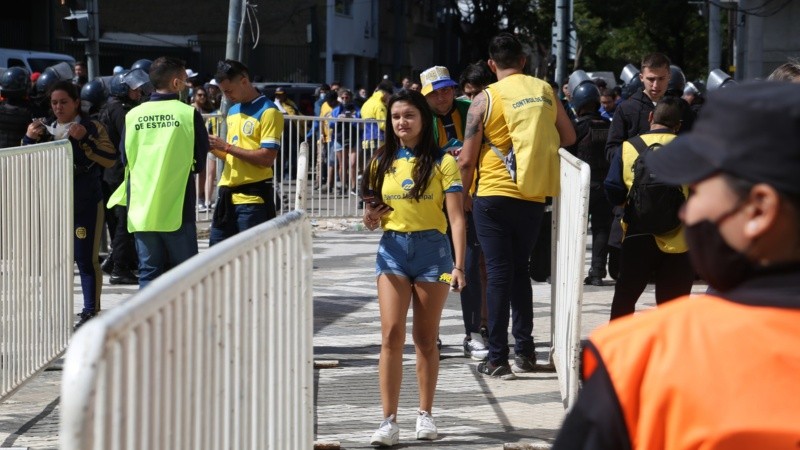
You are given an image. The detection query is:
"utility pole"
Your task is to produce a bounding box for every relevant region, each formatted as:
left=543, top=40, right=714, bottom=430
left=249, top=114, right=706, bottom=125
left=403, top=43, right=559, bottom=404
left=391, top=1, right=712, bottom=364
left=221, top=0, right=245, bottom=142
left=708, top=0, right=722, bottom=71
left=554, top=0, right=570, bottom=86
left=86, top=0, right=100, bottom=79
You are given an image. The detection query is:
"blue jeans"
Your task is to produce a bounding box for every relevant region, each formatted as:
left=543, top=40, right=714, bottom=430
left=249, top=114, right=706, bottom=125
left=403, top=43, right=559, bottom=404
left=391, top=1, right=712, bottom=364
left=473, top=196, right=545, bottom=365
left=134, top=221, right=198, bottom=289
left=209, top=203, right=275, bottom=245
left=460, top=212, right=484, bottom=336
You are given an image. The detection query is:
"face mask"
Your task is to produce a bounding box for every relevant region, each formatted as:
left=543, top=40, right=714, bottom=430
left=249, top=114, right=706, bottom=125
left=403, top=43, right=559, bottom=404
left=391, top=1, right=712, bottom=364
left=684, top=202, right=752, bottom=292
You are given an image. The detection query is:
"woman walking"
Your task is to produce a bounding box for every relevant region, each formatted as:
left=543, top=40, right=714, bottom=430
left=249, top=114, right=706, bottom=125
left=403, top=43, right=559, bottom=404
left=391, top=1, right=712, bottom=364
left=360, top=90, right=466, bottom=447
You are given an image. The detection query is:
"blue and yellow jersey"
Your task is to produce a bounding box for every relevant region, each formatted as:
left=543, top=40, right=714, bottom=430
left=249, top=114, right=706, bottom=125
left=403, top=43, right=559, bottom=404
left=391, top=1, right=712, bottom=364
left=433, top=98, right=470, bottom=148
left=219, top=95, right=284, bottom=204
left=370, top=148, right=463, bottom=234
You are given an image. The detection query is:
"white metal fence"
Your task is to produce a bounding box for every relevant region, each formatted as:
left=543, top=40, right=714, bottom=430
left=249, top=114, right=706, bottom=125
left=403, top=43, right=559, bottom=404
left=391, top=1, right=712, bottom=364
left=60, top=210, right=314, bottom=450
left=0, top=140, right=74, bottom=402
left=199, top=113, right=379, bottom=219
left=549, top=148, right=591, bottom=409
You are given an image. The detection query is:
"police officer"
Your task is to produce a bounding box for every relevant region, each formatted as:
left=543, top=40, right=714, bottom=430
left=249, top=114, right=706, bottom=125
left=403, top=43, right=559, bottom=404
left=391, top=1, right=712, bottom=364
left=98, top=69, right=153, bottom=285
left=565, top=71, right=613, bottom=286
left=554, top=81, right=800, bottom=450
left=0, top=66, right=36, bottom=148
left=80, top=76, right=110, bottom=117
left=664, top=65, right=696, bottom=133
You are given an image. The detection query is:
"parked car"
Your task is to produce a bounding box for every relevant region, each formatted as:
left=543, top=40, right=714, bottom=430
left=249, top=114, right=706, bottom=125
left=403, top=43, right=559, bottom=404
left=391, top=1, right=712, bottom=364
left=253, top=82, right=319, bottom=116
left=0, top=47, right=76, bottom=73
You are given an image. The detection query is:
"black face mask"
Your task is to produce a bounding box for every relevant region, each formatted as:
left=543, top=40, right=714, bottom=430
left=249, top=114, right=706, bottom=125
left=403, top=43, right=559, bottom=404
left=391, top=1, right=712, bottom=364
left=684, top=203, right=753, bottom=292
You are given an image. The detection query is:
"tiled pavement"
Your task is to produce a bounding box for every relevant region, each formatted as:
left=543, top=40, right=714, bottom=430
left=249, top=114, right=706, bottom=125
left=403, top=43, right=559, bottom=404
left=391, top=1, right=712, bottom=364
left=0, top=227, right=705, bottom=449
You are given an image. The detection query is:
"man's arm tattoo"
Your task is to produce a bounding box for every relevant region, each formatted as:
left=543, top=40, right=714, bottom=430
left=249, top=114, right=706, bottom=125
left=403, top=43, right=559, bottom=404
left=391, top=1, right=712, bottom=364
left=464, top=94, right=487, bottom=140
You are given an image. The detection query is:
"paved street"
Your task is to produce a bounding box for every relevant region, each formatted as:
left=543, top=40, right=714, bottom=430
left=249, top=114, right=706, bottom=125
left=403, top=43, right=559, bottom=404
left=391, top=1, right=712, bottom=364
left=0, top=226, right=706, bottom=449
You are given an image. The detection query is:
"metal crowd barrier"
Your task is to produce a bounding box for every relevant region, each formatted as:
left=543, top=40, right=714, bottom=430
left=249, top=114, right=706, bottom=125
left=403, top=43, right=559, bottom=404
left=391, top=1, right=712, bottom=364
left=60, top=210, right=314, bottom=450
left=197, top=112, right=379, bottom=219
left=549, top=148, right=591, bottom=409
left=0, top=140, right=73, bottom=402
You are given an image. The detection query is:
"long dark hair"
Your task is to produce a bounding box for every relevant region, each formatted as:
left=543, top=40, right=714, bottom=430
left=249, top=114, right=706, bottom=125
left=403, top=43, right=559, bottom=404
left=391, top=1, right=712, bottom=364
left=360, top=89, right=438, bottom=202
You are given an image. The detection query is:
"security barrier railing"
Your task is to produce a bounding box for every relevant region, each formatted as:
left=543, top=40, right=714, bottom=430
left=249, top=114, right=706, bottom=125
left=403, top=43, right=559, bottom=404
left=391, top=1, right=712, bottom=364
left=549, top=148, right=591, bottom=409
left=60, top=211, right=314, bottom=450
left=0, top=140, right=73, bottom=402
left=199, top=112, right=379, bottom=220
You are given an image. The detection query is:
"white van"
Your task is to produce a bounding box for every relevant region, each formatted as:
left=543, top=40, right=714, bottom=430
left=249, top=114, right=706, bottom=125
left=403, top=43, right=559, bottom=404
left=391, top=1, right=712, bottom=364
left=0, top=48, right=76, bottom=73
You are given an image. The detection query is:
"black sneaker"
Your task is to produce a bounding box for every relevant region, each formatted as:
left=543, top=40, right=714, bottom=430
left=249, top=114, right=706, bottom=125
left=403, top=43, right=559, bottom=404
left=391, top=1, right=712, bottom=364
left=100, top=255, right=114, bottom=275
left=110, top=270, right=139, bottom=285
left=583, top=275, right=603, bottom=286
left=74, top=312, right=96, bottom=331
left=477, top=361, right=517, bottom=380
left=512, top=354, right=537, bottom=373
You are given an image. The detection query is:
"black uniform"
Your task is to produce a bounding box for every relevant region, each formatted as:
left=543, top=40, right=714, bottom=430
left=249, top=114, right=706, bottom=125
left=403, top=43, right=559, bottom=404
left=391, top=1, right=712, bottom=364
left=0, top=98, right=34, bottom=148
left=98, top=97, right=138, bottom=280
left=568, top=112, right=614, bottom=282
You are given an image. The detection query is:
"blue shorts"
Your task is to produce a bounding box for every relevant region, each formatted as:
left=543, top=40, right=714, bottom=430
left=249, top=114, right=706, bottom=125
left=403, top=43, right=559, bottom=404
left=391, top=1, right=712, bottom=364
left=376, top=230, right=453, bottom=283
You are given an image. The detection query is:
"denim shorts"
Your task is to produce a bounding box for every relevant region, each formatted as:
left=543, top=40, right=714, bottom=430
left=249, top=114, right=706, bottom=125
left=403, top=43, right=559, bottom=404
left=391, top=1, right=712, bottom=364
left=376, top=229, right=453, bottom=283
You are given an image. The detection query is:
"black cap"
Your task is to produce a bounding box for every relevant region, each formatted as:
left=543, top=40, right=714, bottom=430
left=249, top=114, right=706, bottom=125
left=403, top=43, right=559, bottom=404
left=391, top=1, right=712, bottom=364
left=645, top=81, right=800, bottom=194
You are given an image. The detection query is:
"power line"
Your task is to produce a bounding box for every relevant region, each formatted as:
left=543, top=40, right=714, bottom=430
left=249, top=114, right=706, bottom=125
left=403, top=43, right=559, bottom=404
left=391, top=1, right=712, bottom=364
left=707, top=0, right=793, bottom=17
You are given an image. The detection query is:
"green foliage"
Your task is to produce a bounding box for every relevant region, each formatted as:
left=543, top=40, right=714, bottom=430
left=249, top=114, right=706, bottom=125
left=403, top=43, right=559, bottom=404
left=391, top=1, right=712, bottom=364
left=572, top=0, right=709, bottom=81
left=448, top=0, right=709, bottom=82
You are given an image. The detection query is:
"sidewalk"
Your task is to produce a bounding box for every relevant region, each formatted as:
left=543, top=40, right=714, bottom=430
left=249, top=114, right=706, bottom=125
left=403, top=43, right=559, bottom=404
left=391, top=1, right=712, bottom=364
left=0, top=227, right=692, bottom=449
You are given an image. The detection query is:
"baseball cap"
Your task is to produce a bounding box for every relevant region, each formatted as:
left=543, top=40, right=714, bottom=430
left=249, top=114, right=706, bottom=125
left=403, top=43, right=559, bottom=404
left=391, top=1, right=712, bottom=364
left=275, top=86, right=286, bottom=94
left=420, top=66, right=458, bottom=96
left=645, top=82, right=800, bottom=194
left=185, top=68, right=199, bottom=79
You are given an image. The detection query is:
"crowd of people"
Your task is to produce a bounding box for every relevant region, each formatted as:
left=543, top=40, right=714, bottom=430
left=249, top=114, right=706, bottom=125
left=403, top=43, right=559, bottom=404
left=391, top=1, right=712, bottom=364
left=2, top=37, right=800, bottom=448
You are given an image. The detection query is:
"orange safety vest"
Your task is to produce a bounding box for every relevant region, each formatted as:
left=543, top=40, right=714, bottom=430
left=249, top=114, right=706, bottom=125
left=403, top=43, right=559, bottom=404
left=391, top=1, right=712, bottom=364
left=554, top=274, right=800, bottom=450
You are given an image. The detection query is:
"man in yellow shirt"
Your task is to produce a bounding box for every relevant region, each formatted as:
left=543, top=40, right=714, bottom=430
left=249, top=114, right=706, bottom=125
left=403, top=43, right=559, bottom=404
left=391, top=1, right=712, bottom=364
left=208, top=59, right=284, bottom=244
left=360, top=79, right=394, bottom=155
left=458, top=33, right=575, bottom=380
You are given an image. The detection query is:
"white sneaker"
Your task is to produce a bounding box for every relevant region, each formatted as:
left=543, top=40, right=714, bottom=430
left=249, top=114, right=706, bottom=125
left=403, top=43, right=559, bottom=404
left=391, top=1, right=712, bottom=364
left=370, top=414, right=399, bottom=447
left=415, top=410, right=437, bottom=440
left=463, top=332, right=489, bottom=361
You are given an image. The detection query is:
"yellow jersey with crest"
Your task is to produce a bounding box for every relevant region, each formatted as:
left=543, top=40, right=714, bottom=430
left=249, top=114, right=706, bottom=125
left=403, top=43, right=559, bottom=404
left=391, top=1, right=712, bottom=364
left=219, top=94, right=284, bottom=204
left=370, top=147, right=463, bottom=234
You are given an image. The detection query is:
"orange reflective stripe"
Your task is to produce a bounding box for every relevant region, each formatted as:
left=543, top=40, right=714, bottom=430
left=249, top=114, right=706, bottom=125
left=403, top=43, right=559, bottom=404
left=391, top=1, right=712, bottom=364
left=582, top=346, right=598, bottom=380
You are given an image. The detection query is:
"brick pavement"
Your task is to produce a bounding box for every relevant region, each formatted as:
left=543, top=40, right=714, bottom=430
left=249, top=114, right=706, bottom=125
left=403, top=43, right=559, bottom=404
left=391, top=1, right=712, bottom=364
left=0, top=226, right=706, bottom=449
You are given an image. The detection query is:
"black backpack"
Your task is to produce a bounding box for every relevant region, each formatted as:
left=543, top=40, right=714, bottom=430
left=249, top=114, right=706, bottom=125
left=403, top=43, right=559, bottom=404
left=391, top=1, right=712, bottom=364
left=623, top=135, right=685, bottom=235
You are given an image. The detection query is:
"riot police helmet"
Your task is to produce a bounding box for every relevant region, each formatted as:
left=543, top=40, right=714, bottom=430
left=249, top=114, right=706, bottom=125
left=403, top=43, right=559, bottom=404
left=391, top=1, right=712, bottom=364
left=109, top=69, right=153, bottom=98
left=130, top=59, right=152, bottom=74
left=80, top=76, right=111, bottom=114
left=707, top=69, right=736, bottom=91
left=35, top=62, right=74, bottom=96
left=619, top=64, right=640, bottom=86
left=0, top=66, right=32, bottom=96
left=567, top=70, right=593, bottom=100
left=571, top=82, right=601, bottom=113
left=667, top=65, right=687, bottom=97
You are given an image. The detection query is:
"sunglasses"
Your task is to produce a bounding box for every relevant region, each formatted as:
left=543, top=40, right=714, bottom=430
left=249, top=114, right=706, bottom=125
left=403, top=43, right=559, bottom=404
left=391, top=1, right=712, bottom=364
left=217, top=60, right=237, bottom=76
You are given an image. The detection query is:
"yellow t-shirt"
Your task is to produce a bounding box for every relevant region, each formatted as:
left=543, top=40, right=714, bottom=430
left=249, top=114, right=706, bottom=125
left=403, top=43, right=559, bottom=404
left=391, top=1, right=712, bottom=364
left=219, top=95, right=285, bottom=204
left=371, top=148, right=463, bottom=234
left=320, top=101, right=333, bottom=144
left=621, top=131, right=688, bottom=253
left=476, top=74, right=558, bottom=202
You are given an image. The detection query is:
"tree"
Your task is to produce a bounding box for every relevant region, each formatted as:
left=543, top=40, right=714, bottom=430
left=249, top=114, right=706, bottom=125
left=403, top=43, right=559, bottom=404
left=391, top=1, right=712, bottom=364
left=572, top=0, right=708, bottom=81
left=445, top=0, right=556, bottom=79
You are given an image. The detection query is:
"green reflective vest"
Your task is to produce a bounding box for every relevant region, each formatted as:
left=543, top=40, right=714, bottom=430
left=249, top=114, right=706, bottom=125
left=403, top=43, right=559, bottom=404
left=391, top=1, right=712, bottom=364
left=109, top=99, right=196, bottom=232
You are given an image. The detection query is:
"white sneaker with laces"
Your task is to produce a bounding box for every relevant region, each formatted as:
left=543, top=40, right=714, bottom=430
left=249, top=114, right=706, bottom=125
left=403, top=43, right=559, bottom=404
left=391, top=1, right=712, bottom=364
left=415, top=410, right=437, bottom=440
left=464, top=332, right=489, bottom=360
left=370, top=414, right=399, bottom=447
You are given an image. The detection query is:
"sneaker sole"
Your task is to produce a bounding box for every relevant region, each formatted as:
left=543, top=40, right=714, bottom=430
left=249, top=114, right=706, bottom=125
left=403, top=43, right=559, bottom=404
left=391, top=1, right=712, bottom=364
left=478, top=366, right=518, bottom=380
left=512, top=364, right=535, bottom=374
left=464, top=350, right=489, bottom=361
left=416, top=430, right=438, bottom=440
left=370, top=434, right=399, bottom=447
